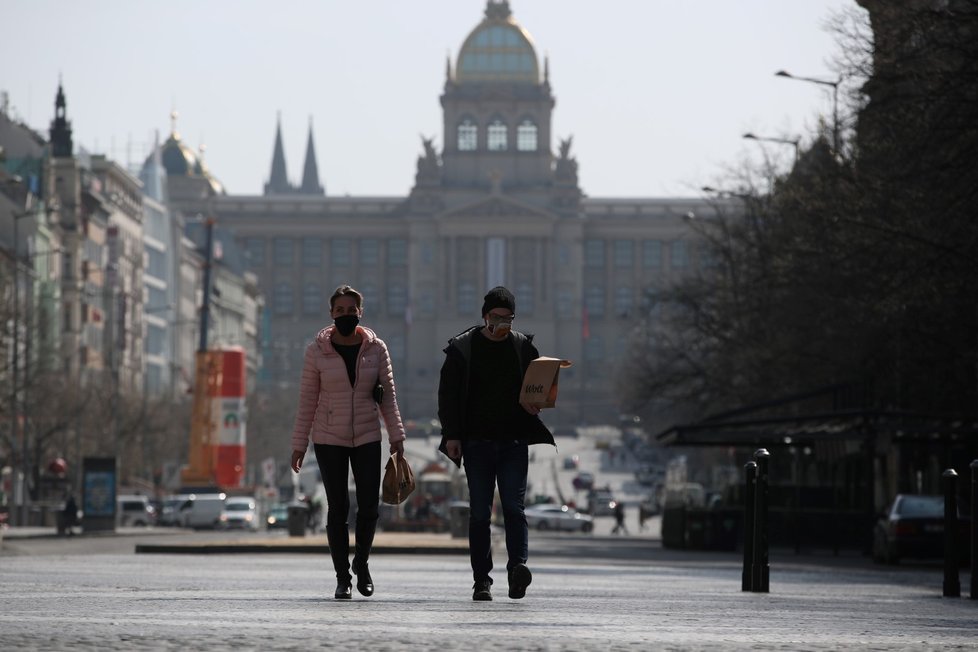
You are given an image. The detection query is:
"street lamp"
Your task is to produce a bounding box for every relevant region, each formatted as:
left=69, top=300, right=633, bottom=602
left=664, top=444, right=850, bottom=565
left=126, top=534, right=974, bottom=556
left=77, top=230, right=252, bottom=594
left=743, top=132, right=800, bottom=164
left=774, top=70, right=842, bottom=153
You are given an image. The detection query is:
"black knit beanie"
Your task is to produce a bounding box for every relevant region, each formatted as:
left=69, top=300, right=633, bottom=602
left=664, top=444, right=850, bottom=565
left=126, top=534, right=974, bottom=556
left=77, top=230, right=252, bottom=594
left=481, top=286, right=516, bottom=316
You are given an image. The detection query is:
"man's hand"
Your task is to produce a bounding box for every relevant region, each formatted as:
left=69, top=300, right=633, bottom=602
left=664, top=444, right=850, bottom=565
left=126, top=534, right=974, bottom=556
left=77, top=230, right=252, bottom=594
left=520, top=401, right=541, bottom=416
left=291, top=449, right=305, bottom=473
left=390, top=440, right=405, bottom=457
left=446, top=439, right=462, bottom=460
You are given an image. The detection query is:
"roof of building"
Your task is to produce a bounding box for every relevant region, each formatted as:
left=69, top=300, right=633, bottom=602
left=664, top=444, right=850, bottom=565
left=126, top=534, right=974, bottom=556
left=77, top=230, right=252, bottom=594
left=456, top=1, right=539, bottom=84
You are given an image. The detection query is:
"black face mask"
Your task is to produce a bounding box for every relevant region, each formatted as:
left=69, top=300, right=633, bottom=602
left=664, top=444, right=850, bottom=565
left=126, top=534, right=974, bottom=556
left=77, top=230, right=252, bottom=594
left=334, top=315, right=359, bottom=337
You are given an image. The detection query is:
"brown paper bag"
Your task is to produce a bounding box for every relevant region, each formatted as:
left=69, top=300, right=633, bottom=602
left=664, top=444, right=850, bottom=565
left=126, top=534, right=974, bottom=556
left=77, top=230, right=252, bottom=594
left=520, top=357, right=573, bottom=408
left=382, top=452, right=416, bottom=505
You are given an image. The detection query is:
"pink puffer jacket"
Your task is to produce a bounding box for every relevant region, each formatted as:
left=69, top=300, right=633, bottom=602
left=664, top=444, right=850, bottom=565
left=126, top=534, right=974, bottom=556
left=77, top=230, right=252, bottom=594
left=290, top=325, right=406, bottom=451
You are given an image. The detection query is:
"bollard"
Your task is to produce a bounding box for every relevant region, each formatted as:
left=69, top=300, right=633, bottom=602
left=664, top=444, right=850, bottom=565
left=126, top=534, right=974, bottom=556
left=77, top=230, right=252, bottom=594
left=742, top=461, right=757, bottom=592
left=942, top=469, right=960, bottom=598
left=752, top=448, right=771, bottom=593
left=971, top=460, right=978, bottom=600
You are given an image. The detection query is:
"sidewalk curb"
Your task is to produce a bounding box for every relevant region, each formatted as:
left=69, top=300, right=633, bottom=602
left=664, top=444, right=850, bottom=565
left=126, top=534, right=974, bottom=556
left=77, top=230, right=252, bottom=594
left=135, top=543, right=468, bottom=555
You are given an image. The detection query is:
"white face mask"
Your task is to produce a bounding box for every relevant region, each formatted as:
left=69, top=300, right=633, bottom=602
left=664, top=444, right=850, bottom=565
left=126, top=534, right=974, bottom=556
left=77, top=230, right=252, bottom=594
left=485, top=314, right=513, bottom=337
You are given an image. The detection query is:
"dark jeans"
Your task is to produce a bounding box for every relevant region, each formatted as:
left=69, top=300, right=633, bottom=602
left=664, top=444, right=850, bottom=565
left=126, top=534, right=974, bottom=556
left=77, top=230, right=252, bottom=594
left=313, top=441, right=381, bottom=583
left=462, top=439, right=529, bottom=583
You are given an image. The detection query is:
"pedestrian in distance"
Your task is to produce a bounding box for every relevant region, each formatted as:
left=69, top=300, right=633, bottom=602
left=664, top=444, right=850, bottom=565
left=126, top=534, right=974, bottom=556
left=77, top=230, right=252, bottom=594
left=438, top=286, right=557, bottom=602
left=612, top=501, right=629, bottom=535
left=61, top=493, right=78, bottom=537
left=290, top=285, right=406, bottom=600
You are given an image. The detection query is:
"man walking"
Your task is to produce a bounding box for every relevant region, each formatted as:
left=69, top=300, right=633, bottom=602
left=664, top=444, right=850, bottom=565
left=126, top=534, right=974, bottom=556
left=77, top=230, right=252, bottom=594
left=438, top=286, right=556, bottom=601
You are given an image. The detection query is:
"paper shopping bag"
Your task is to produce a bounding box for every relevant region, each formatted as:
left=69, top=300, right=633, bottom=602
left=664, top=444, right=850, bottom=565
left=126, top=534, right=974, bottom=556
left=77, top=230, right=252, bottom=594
left=519, top=356, right=573, bottom=409
left=382, top=452, right=416, bottom=505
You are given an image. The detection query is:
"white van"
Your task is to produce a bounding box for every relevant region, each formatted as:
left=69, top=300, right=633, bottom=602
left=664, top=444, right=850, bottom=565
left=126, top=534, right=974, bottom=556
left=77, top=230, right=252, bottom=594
left=177, top=493, right=227, bottom=529
left=117, top=495, right=155, bottom=527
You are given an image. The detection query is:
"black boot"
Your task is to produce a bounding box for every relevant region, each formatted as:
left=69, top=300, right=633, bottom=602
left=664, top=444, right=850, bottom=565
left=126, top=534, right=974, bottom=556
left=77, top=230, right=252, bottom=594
left=352, top=558, right=374, bottom=597
left=334, top=581, right=352, bottom=600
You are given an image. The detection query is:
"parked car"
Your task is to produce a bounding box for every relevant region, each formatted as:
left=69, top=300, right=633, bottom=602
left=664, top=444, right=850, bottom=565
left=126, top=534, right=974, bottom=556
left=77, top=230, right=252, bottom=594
left=525, top=503, right=593, bottom=533
left=586, top=489, right=617, bottom=516
left=572, top=471, right=595, bottom=491
left=218, top=497, right=259, bottom=531
left=117, top=495, right=155, bottom=527
left=265, top=503, right=289, bottom=530
left=872, top=494, right=963, bottom=564
left=177, top=493, right=227, bottom=529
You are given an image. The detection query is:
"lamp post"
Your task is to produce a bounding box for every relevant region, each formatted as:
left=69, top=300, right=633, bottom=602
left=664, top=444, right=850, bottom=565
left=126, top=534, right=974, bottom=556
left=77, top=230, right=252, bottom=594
left=743, top=132, right=801, bottom=164
left=774, top=70, right=841, bottom=153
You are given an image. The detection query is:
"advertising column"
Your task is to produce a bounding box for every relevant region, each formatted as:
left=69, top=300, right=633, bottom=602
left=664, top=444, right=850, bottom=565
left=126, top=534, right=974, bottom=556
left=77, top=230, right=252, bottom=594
left=213, top=348, right=246, bottom=487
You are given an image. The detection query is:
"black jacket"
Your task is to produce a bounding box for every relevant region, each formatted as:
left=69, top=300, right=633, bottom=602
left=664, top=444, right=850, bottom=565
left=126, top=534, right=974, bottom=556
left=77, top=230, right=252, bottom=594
left=437, top=326, right=556, bottom=467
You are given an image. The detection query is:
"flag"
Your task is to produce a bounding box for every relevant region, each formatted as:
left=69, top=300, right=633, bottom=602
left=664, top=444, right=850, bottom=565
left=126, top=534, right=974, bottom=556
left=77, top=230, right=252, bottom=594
left=582, top=304, right=590, bottom=340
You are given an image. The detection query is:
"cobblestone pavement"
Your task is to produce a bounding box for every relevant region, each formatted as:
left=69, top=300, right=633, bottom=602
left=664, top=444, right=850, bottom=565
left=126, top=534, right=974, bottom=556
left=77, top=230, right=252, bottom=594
left=1, top=551, right=975, bottom=651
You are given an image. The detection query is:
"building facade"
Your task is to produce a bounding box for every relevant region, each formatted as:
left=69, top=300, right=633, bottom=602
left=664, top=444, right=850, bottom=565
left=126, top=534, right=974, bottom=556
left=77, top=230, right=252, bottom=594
left=170, top=1, right=709, bottom=423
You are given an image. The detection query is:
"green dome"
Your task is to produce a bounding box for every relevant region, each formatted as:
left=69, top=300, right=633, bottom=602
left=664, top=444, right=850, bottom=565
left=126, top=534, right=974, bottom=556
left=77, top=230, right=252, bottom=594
left=456, top=3, right=539, bottom=84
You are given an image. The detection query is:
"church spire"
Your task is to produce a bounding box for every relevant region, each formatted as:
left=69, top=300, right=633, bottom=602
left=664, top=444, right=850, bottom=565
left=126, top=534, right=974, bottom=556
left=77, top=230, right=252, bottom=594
left=300, top=117, right=324, bottom=196
left=264, top=112, right=292, bottom=195
left=49, top=78, right=73, bottom=158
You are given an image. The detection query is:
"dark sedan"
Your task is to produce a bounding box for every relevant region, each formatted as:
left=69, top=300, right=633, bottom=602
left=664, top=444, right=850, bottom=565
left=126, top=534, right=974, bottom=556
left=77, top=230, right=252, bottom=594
left=872, top=494, right=968, bottom=564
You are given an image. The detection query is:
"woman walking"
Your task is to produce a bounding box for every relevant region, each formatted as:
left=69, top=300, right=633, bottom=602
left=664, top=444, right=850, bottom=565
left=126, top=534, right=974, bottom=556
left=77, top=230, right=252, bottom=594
left=290, top=285, right=406, bottom=599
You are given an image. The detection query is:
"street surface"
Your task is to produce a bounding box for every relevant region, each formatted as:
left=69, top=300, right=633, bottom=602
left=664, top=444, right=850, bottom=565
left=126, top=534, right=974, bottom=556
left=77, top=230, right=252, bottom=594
left=1, top=531, right=976, bottom=651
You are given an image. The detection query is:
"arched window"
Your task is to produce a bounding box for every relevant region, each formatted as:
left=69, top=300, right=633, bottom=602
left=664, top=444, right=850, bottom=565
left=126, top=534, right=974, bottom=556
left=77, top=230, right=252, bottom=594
left=487, top=119, right=508, bottom=151
left=457, top=118, right=478, bottom=151
left=516, top=119, right=537, bottom=151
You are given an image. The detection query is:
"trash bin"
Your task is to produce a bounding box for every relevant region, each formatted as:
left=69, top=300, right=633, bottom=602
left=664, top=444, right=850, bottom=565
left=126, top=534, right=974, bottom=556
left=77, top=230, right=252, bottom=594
left=448, top=501, right=469, bottom=539
left=287, top=502, right=308, bottom=537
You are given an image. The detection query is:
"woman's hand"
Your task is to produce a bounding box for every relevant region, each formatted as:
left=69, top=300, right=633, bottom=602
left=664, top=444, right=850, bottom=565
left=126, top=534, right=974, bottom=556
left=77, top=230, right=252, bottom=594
left=291, top=449, right=305, bottom=473
left=445, top=439, right=462, bottom=460
left=520, top=401, right=541, bottom=416
left=390, top=440, right=405, bottom=458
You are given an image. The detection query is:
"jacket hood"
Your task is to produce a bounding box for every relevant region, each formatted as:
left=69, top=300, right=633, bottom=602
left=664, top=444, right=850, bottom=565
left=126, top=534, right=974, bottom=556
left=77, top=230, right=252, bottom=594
left=316, top=324, right=378, bottom=355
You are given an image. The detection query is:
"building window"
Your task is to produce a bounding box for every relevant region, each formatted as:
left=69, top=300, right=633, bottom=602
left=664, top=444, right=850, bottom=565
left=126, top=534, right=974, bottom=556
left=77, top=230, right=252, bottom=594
left=614, top=240, right=633, bottom=268
left=145, top=324, right=166, bottom=356
left=420, top=242, right=434, bottom=265
left=273, top=238, right=293, bottom=266
left=671, top=240, right=688, bottom=269
left=273, top=282, right=294, bottom=315
left=331, top=238, right=351, bottom=267
left=556, top=288, right=573, bottom=319
left=615, top=287, right=633, bottom=317
left=387, top=284, right=407, bottom=316
left=457, top=281, right=476, bottom=316
left=643, top=240, right=663, bottom=268
left=302, top=283, right=321, bottom=315
left=386, top=332, right=406, bottom=362
left=245, top=238, right=265, bottom=267
left=147, top=249, right=166, bottom=278
left=458, top=118, right=478, bottom=151
left=515, top=283, right=534, bottom=315
left=359, top=238, right=379, bottom=266
left=487, top=119, right=507, bottom=151
left=585, top=286, right=604, bottom=315
left=147, top=286, right=167, bottom=313
left=387, top=238, right=407, bottom=267
left=302, top=238, right=322, bottom=267
left=584, top=239, right=605, bottom=268
left=516, top=119, right=537, bottom=151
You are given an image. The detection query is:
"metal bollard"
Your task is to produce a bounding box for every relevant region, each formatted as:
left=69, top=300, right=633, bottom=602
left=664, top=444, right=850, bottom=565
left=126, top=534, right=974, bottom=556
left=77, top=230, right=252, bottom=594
left=742, top=461, right=757, bottom=592
left=752, top=448, right=771, bottom=593
left=942, top=469, right=960, bottom=598
left=971, top=460, right=978, bottom=600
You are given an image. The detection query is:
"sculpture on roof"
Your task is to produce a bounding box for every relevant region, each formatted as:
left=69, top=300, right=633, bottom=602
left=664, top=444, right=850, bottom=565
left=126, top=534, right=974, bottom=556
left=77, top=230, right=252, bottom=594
left=415, top=135, right=441, bottom=187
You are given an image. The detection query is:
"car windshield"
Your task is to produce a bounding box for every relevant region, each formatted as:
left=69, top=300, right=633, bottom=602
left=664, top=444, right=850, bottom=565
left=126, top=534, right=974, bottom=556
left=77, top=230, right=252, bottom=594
left=225, top=503, right=253, bottom=512
left=896, top=495, right=943, bottom=517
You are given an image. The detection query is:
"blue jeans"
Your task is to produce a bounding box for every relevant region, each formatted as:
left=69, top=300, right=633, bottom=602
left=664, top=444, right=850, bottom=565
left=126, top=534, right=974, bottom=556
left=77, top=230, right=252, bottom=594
left=462, top=439, right=529, bottom=583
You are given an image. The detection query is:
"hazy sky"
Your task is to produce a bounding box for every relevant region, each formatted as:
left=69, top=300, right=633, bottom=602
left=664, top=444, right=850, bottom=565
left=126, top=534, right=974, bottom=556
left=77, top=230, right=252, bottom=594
left=2, top=0, right=857, bottom=198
